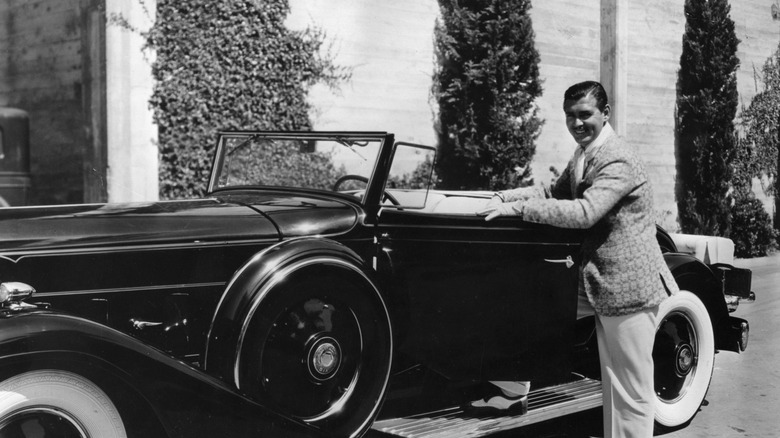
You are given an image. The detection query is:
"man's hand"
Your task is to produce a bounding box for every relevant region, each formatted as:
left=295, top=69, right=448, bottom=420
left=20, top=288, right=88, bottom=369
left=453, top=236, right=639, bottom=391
left=477, top=203, right=520, bottom=221
left=484, top=194, right=503, bottom=209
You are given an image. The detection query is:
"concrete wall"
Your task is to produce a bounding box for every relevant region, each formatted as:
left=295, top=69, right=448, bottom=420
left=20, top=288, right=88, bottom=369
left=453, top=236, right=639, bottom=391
left=0, top=0, right=157, bottom=205
left=625, top=0, right=685, bottom=228
left=530, top=1, right=601, bottom=191
left=105, top=0, right=158, bottom=202
left=287, top=0, right=439, bottom=145
left=0, top=0, right=92, bottom=205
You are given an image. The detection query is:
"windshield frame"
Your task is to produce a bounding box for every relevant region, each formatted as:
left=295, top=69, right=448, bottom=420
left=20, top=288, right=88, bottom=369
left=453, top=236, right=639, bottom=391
left=207, top=131, right=394, bottom=203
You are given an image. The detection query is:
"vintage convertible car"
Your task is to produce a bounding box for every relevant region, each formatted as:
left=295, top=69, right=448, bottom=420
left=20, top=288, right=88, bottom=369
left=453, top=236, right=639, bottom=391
left=0, top=131, right=754, bottom=437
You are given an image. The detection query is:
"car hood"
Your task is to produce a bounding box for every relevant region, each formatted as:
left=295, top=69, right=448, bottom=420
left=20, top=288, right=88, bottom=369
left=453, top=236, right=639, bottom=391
left=214, top=190, right=360, bottom=237
left=0, top=192, right=360, bottom=253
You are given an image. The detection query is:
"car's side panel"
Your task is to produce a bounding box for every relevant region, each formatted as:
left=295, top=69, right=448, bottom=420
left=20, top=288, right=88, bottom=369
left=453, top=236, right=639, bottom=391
left=375, top=210, right=583, bottom=384
left=1, top=241, right=273, bottom=361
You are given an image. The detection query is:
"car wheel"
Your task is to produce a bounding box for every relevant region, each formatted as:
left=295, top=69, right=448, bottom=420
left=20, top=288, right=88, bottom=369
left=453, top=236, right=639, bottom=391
left=653, top=290, right=715, bottom=429
left=236, top=265, right=392, bottom=438
left=0, top=370, right=127, bottom=438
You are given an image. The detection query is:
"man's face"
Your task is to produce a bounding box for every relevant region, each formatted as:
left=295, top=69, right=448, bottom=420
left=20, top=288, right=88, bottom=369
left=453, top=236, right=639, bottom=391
left=563, top=94, right=610, bottom=146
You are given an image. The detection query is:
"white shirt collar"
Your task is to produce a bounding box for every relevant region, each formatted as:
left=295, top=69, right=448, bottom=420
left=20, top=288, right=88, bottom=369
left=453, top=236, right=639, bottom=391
left=581, top=122, right=615, bottom=152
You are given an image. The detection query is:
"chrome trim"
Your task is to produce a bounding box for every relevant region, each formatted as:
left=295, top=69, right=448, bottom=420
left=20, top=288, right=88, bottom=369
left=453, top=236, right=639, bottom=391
left=724, top=292, right=755, bottom=312
left=308, top=337, right=342, bottom=380
left=33, top=281, right=225, bottom=298
left=0, top=281, right=36, bottom=303
left=544, top=255, right=575, bottom=268
left=0, top=238, right=279, bottom=264
left=739, top=321, right=749, bottom=352
left=372, top=378, right=604, bottom=437
left=232, top=256, right=392, bottom=437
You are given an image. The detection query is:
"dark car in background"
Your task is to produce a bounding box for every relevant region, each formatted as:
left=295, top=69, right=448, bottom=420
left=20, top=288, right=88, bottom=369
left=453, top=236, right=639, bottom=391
left=0, top=132, right=753, bottom=438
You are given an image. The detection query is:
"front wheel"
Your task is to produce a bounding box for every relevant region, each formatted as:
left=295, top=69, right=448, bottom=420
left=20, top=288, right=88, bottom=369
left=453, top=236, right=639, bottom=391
left=653, top=290, right=715, bottom=429
left=0, top=370, right=127, bottom=438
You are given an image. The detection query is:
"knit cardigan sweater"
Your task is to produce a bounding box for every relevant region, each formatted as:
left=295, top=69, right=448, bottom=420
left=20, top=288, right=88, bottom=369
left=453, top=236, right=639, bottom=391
left=500, top=132, right=678, bottom=317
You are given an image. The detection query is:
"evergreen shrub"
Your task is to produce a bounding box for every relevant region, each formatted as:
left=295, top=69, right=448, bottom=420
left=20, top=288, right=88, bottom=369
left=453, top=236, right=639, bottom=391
left=730, top=193, right=778, bottom=257
left=432, top=0, right=543, bottom=190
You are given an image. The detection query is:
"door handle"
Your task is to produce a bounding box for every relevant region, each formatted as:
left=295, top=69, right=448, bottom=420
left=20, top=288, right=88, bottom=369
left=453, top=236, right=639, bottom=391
left=544, top=255, right=574, bottom=269
left=131, top=319, right=164, bottom=330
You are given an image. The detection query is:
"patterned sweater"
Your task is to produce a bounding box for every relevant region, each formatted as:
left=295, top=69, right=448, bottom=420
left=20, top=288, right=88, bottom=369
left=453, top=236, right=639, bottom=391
left=500, top=132, right=678, bottom=317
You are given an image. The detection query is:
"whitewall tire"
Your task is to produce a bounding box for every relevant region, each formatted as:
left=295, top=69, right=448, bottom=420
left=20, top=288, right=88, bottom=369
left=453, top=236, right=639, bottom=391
left=0, top=370, right=127, bottom=438
left=653, top=290, right=715, bottom=429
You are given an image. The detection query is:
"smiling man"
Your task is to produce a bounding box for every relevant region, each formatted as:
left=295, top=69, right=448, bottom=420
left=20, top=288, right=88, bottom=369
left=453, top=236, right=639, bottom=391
left=477, top=80, right=679, bottom=438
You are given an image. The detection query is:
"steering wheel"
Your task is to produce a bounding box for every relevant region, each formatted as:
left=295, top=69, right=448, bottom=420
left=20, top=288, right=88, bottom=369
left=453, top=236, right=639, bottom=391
left=332, top=174, right=401, bottom=206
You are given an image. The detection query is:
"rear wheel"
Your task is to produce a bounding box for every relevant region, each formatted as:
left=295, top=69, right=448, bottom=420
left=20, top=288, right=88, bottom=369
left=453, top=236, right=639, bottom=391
left=237, top=264, right=392, bottom=438
left=653, top=291, right=715, bottom=429
left=0, top=370, right=126, bottom=438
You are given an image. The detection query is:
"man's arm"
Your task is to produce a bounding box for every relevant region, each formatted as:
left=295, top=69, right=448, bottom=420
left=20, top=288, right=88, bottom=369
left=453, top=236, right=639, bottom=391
left=521, top=157, right=640, bottom=229
left=499, top=157, right=576, bottom=202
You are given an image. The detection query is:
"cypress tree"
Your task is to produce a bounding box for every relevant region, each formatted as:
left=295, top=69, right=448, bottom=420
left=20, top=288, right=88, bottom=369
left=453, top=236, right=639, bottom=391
left=432, top=0, right=543, bottom=190
left=676, top=0, right=740, bottom=236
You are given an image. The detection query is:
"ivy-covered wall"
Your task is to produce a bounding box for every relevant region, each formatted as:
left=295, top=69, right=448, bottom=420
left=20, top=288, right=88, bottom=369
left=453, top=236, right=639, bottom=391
left=148, top=0, right=348, bottom=199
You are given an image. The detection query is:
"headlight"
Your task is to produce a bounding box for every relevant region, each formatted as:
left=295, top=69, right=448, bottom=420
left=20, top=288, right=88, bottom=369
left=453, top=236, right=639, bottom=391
left=0, top=282, right=36, bottom=304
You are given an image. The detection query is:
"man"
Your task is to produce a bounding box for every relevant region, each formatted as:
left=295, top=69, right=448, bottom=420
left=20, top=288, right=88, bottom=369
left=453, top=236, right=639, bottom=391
left=477, top=81, right=678, bottom=437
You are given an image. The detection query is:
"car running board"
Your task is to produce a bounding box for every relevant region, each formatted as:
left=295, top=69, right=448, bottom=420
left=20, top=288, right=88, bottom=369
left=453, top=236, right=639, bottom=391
left=372, top=378, right=602, bottom=438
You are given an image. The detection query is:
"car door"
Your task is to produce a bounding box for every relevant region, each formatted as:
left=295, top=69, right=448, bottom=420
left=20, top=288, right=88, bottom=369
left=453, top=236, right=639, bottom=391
left=375, top=207, right=583, bottom=384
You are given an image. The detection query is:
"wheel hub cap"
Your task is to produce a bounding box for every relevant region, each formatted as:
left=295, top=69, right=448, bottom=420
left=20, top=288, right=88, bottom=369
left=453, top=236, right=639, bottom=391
left=675, top=343, right=694, bottom=376
left=308, top=337, right=341, bottom=380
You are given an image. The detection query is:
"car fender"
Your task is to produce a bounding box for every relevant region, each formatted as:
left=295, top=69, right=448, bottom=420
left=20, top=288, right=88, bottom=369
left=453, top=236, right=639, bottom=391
left=0, top=310, right=320, bottom=438
left=663, top=252, right=731, bottom=349
left=203, top=236, right=388, bottom=384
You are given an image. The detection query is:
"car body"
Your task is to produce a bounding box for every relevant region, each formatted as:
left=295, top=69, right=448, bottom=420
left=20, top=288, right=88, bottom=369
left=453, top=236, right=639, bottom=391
left=0, top=131, right=753, bottom=437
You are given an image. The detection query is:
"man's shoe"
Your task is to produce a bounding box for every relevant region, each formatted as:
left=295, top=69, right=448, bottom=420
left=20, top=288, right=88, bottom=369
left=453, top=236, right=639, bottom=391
left=466, top=393, right=528, bottom=416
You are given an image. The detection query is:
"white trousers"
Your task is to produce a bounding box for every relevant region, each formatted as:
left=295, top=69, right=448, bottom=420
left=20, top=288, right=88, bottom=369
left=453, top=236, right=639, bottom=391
left=580, top=293, right=659, bottom=438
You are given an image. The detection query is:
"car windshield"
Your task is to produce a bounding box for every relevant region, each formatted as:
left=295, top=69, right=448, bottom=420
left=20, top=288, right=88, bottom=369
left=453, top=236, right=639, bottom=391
left=210, top=133, right=384, bottom=192
left=210, top=133, right=437, bottom=209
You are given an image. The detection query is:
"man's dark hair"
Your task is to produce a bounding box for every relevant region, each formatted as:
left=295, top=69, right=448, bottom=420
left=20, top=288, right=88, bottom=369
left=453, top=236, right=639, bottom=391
left=564, top=81, right=609, bottom=111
